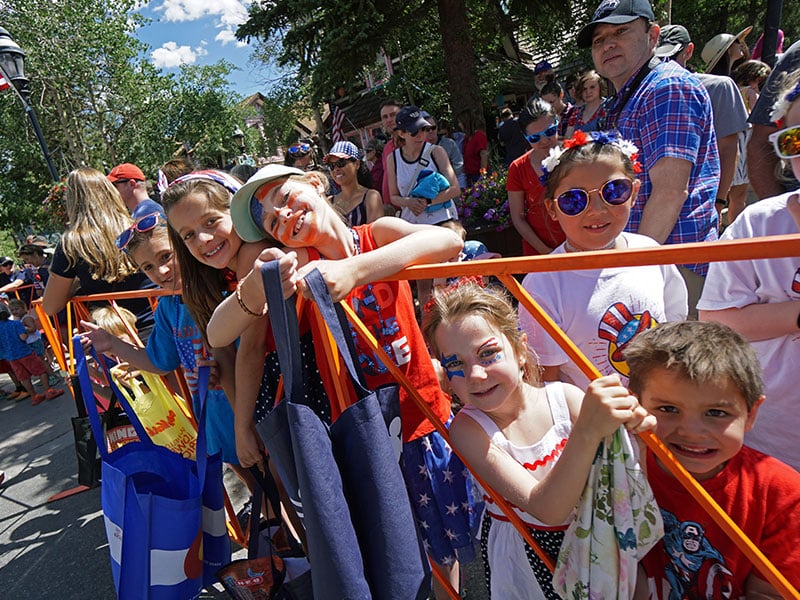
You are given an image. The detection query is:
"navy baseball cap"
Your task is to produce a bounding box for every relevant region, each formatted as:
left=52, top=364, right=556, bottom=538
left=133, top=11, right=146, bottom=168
left=577, top=0, right=655, bottom=48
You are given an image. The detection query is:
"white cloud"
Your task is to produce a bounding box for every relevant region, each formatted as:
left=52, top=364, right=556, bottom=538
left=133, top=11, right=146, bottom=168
left=154, top=0, right=250, bottom=47
left=151, top=41, right=204, bottom=68
left=157, top=0, right=249, bottom=26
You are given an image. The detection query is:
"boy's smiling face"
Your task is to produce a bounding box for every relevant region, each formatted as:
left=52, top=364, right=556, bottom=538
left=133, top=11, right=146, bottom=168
left=130, top=236, right=181, bottom=291
left=639, top=367, right=762, bottom=480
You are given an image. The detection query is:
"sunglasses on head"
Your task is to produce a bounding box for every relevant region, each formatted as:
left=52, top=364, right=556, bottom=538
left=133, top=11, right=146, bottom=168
left=288, top=143, right=311, bottom=155
left=555, top=178, right=634, bottom=216
left=769, top=126, right=800, bottom=160
left=329, top=158, right=356, bottom=169
left=524, top=120, right=559, bottom=144
left=115, top=212, right=166, bottom=251
left=411, top=126, right=435, bottom=135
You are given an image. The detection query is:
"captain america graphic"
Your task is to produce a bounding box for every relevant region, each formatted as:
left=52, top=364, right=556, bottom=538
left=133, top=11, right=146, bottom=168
left=659, top=509, right=735, bottom=600
left=597, top=301, right=659, bottom=378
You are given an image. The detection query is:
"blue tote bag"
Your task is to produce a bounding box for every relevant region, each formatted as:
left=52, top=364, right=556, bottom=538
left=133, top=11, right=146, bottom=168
left=74, top=339, right=228, bottom=599
left=256, top=263, right=429, bottom=600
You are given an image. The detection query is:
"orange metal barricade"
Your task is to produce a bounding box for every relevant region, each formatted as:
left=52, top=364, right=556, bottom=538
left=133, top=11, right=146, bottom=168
left=380, top=234, right=799, bottom=599
left=31, top=234, right=800, bottom=598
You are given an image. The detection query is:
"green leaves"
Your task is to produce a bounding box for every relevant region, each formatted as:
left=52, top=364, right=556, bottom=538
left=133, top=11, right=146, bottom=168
left=0, top=0, right=251, bottom=234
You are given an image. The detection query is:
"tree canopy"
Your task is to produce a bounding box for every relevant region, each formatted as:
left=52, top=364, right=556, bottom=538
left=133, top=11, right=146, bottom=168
left=0, top=0, right=798, bottom=240
left=0, top=0, right=261, bottom=236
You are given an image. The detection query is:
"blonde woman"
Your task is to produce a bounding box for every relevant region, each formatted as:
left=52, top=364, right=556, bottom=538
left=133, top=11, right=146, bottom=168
left=564, top=70, right=608, bottom=138
left=42, top=167, right=155, bottom=335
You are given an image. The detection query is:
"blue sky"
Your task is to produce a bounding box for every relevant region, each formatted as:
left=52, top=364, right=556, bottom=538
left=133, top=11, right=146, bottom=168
left=134, top=0, right=280, bottom=98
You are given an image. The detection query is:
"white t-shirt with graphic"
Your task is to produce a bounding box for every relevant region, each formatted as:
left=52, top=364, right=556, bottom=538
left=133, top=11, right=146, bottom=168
left=519, top=232, right=688, bottom=389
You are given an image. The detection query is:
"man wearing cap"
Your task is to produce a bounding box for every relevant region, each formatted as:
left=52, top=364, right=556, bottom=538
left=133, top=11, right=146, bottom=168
left=578, top=0, right=719, bottom=315
left=0, top=245, right=50, bottom=307
left=533, top=60, right=555, bottom=94
left=107, top=163, right=163, bottom=219
left=656, top=25, right=748, bottom=223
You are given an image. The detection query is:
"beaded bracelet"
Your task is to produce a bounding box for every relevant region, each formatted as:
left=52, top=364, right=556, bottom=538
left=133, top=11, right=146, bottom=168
left=235, top=278, right=267, bottom=317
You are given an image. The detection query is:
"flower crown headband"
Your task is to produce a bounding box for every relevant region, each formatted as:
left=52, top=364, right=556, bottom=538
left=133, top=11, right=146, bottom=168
left=769, top=78, right=800, bottom=125
left=539, top=130, right=641, bottom=186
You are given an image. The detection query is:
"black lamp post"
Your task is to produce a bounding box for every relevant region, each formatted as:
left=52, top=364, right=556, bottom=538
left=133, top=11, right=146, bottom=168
left=0, top=27, right=59, bottom=182
left=232, top=125, right=254, bottom=166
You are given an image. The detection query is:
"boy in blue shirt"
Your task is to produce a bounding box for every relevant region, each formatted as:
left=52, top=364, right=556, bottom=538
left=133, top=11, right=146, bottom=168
left=0, top=303, right=63, bottom=404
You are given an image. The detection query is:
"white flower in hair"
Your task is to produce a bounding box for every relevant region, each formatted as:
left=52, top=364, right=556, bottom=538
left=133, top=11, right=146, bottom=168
left=771, top=97, right=790, bottom=123
left=616, top=139, right=640, bottom=159
left=770, top=78, right=800, bottom=124
left=539, top=130, right=642, bottom=185
left=541, top=146, right=565, bottom=175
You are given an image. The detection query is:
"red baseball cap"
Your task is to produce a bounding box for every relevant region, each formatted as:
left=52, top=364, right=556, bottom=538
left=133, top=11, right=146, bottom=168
left=107, top=163, right=146, bottom=183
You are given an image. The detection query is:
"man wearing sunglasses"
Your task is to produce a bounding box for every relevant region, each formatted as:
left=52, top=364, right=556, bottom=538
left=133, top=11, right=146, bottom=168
left=747, top=39, right=800, bottom=199
left=578, top=0, right=719, bottom=316
left=107, top=163, right=164, bottom=220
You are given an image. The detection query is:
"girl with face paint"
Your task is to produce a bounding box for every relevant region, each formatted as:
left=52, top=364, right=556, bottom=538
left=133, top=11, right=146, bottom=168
left=421, top=280, right=655, bottom=599
left=207, top=165, right=474, bottom=599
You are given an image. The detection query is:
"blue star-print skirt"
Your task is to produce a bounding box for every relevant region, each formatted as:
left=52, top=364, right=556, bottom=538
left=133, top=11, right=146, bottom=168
left=401, top=422, right=477, bottom=566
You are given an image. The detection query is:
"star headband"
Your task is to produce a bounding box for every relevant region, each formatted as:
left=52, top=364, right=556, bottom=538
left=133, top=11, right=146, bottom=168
left=168, top=169, right=242, bottom=195
left=539, top=130, right=641, bottom=186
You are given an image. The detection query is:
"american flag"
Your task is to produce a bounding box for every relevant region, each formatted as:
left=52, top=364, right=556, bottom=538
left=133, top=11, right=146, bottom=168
left=0, top=74, right=9, bottom=92
left=330, top=102, right=346, bottom=143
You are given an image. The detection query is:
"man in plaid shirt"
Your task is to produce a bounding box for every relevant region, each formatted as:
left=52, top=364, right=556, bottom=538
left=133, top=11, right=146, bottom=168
left=577, top=0, right=720, bottom=314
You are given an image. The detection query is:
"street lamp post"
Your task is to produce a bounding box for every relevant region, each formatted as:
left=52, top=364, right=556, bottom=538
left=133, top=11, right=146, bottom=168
left=0, top=27, right=59, bottom=182
left=232, top=125, right=255, bottom=167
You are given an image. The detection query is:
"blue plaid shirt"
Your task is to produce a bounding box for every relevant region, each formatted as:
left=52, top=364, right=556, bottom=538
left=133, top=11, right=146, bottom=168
left=617, top=60, right=719, bottom=276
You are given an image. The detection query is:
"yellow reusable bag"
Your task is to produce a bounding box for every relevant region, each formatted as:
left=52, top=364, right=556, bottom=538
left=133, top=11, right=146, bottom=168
left=110, top=366, right=198, bottom=459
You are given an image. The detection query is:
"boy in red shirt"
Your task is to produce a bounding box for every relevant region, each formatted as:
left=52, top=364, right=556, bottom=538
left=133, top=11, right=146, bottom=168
left=624, top=321, right=800, bottom=599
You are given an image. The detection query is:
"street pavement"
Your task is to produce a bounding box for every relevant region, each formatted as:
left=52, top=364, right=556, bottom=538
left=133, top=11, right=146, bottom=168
left=0, top=372, right=487, bottom=599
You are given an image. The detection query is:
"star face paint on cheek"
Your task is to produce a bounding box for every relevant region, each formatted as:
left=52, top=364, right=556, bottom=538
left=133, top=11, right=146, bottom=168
left=440, top=353, right=465, bottom=381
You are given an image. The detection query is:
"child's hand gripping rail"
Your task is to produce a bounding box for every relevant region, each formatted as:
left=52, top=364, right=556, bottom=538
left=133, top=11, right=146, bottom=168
left=338, top=301, right=557, bottom=576
left=395, top=234, right=800, bottom=598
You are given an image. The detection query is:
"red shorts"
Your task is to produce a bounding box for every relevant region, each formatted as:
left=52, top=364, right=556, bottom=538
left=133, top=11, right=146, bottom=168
left=10, top=353, right=47, bottom=380
left=0, top=359, right=12, bottom=374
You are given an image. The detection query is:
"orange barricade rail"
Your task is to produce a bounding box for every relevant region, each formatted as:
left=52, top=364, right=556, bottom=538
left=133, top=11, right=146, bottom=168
left=30, top=234, right=800, bottom=597
left=1, top=283, right=37, bottom=302
left=380, top=234, right=799, bottom=599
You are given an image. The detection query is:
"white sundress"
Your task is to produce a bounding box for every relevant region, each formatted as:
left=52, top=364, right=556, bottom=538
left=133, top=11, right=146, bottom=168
left=460, top=382, right=573, bottom=600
